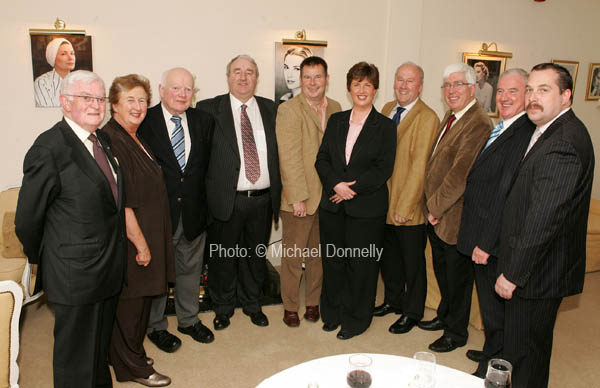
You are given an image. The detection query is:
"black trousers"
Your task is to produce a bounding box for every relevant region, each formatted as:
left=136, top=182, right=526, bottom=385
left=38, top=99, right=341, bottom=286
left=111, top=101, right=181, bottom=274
left=319, top=208, right=384, bottom=336
left=208, top=192, right=272, bottom=315
left=52, top=296, right=118, bottom=388
left=504, top=295, right=562, bottom=388
left=473, top=256, right=505, bottom=375
left=109, top=296, right=155, bottom=381
left=380, top=224, right=427, bottom=320
left=427, top=225, right=474, bottom=343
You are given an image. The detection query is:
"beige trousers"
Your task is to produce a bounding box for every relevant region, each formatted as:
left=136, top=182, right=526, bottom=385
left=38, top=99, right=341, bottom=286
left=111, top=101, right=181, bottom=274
left=280, top=210, right=323, bottom=312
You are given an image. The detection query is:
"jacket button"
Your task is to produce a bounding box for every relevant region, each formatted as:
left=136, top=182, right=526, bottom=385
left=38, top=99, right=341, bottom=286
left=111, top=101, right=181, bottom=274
left=177, top=197, right=182, bottom=202
left=180, top=177, right=185, bottom=183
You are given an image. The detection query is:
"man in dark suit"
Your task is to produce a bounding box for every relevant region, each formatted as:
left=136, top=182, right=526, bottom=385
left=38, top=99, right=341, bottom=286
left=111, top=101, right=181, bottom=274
left=197, top=55, right=281, bottom=330
left=138, top=67, right=215, bottom=352
left=457, top=68, right=535, bottom=376
left=15, top=70, right=126, bottom=388
left=421, top=63, right=492, bottom=353
left=375, top=62, right=439, bottom=334
left=496, top=63, right=594, bottom=388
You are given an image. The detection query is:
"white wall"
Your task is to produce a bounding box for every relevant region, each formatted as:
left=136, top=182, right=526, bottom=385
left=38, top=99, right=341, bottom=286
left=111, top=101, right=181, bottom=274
left=1, top=0, right=599, bottom=196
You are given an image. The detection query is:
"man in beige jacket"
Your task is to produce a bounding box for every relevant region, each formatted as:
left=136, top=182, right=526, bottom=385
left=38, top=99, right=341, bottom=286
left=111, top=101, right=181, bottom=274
left=421, top=63, right=492, bottom=353
left=374, top=62, right=440, bottom=335
left=276, top=56, right=342, bottom=327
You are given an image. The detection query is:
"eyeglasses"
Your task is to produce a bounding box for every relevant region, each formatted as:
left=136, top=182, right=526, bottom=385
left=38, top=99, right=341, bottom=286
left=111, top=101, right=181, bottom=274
left=441, top=81, right=472, bottom=90
left=64, top=94, right=108, bottom=104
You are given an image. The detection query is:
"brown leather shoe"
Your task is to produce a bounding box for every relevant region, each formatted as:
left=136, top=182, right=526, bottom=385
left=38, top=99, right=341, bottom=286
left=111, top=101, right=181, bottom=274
left=304, top=305, right=320, bottom=322
left=283, top=310, right=300, bottom=327
left=133, top=372, right=171, bottom=387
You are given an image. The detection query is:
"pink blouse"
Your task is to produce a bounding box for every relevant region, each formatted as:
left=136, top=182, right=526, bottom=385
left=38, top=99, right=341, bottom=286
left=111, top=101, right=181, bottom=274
left=345, top=107, right=371, bottom=164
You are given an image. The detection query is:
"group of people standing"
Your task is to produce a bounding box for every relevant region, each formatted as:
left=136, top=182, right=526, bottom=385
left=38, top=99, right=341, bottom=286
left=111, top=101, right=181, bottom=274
left=14, top=51, right=593, bottom=388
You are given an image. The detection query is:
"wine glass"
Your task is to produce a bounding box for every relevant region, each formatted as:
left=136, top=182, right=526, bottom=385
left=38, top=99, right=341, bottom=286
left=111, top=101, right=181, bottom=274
left=412, top=351, right=436, bottom=388
left=484, top=358, right=512, bottom=388
left=347, top=354, right=372, bottom=388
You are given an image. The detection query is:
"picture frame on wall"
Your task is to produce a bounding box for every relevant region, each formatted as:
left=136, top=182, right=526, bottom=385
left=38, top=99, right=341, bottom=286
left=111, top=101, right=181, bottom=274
left=29, top=31, right=93, bottom=108
left=463, top=53, right=507, bottom=118
left=274, top=42, right=325, bottom=104
left=585, top=63, right=600, bottom=101
left=551, top=59, right=579, bottom=95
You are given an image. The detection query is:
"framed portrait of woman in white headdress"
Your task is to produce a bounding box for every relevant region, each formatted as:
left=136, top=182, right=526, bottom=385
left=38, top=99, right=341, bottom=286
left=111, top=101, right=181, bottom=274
left=463, top=53, right=507, bottom=118
left=274, top=42, right=325, bottom=105
left=29, top=32, right=93, bottom=107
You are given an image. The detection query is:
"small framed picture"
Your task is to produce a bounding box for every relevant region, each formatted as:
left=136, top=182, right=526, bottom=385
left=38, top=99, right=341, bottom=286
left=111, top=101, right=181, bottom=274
left=551, top=59, right=579, bottom=95
left=463, top=53, right=508, bottom=118
left=584, top=63, right=600, bottom=101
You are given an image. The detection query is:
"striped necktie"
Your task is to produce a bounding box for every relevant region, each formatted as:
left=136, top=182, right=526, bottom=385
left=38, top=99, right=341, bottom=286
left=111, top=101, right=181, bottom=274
left=483, top=120, right=503, bottom=150
left=170, top=115, right=185, bottom=171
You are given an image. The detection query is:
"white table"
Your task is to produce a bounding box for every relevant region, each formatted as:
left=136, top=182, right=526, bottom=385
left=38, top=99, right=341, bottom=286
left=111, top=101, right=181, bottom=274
left=257, top=353, right=484, bottom=388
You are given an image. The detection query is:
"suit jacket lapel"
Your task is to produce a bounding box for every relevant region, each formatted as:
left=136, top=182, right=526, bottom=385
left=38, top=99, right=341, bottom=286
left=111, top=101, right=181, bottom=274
left=348, top=108, right=379, bottom=166
left=335, top=110, right=352, bottom=166
left=256, top=97, right=277, bottom=168
left=429, top=111, right=452, bottom=162
left=217, top=94, right=241, bottom=161
left=58, top=120, right=117, bottom=209
left=97, top=130, right=122, bottom=209
left=299, top=94, right=322, bottom=131
left=473, top=115, right=522, bottom=168
left=148, top=104, right=181, bottom=170
left=521, top=109, right=575, bottom=165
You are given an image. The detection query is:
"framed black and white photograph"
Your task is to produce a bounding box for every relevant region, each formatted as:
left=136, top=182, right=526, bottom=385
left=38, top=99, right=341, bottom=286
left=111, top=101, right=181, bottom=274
left=463, top=53, right=507, bottom=118
left=30, top=32, right=93, bottom=107
left=274, top=42, right=325, bottom=104
left=551, top=59, right=579, bottom=96
left=585, top=63, right=600, bottom=101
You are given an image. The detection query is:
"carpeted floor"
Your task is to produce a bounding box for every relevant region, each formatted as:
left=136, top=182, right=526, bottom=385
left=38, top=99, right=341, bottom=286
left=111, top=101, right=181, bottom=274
left=17, top=271, right=600, bottom=388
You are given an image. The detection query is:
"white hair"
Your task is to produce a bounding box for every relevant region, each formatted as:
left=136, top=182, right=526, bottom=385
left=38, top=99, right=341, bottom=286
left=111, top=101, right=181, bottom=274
left=226, top=54, right=259, bottom=77
left=500, top=68, right=528, bottom=83
left=159, top=67, right=194, bottom=89
left=60, top=70, right=105, bottom=96
left=443, top=63, right=476, bottom=84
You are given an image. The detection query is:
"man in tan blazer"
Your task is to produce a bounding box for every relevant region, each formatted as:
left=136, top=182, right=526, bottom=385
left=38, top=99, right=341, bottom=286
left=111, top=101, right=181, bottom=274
left=374, top=62, right=440, bottom=335
left=276, top=56, right=342, bottom=327
left=420, top=63, right=492, bottom=352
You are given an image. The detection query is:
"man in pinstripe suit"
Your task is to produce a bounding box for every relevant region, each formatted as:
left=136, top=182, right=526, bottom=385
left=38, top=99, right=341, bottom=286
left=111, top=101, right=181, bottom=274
left=496, top=63, right=594, bottom=388
left=457, top=69, right=535, bottom=377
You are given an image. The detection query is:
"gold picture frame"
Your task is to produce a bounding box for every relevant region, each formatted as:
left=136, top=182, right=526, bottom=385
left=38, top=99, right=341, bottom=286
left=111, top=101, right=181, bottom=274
left=584, top=63, right=600, bottom=101
left=463, top=53, right=508, bottom=118
left=551, top=59, right=579, bottom=96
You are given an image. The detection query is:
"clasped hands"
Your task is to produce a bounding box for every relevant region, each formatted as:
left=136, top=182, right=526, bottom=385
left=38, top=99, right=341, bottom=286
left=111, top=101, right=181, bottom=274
left=329, top=181, right=356, bottom=204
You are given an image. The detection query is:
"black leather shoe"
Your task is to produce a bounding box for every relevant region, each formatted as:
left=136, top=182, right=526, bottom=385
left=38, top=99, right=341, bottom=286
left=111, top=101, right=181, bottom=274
left=428, top=335, right=466, bottom=353
left=213, top=314, right=231, bottom=331
left=147, top=330, right=181, bottom=353
left=417, top=317, right=446, bottom=331
left=336, top=329, right=355, bottom=340
left=466, top=349, right=490, bottom=363
left=177, top=321, right=215, bottom=344
left=322, top=322, right=340, bottom=332
left=389, top=315, right=418, bottom=334
left=372, top=303, right=401, bottom=317
left=244, top=310, right=269, bottom=327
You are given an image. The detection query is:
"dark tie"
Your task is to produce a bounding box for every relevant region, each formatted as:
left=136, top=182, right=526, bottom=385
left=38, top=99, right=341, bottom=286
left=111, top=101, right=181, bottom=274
left=440, top=114, right=456, bottom=141
left=170, top=115, right=185, bottom=171
left=88, top=134, right=118, bottom=202
left=241, top=104, right=260, bottom=183
left=392, top=106, right=405, bottom=125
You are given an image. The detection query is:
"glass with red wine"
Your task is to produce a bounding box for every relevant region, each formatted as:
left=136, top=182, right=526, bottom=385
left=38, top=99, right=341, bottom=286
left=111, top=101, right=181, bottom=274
left=347, top=354, right=372, bottom=388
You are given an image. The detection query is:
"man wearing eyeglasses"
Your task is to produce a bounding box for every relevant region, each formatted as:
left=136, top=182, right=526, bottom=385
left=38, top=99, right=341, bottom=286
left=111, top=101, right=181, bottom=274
left=138, top=67, right=216, bottom=352
left=421, top=63, right=492, bottom=353
left=16, top=70, right=126, bottom=387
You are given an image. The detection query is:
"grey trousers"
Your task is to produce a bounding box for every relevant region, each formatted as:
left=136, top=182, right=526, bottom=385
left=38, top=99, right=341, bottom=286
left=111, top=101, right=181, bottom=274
left=147, top=218, right=206, bottom=331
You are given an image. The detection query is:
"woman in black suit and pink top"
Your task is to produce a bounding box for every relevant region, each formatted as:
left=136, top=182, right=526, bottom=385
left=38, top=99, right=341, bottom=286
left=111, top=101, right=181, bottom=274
left=315, top=62, right=396, bottom=340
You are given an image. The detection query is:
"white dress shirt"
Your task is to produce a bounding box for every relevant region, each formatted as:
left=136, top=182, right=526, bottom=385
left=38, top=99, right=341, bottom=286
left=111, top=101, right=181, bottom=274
left=525, top=107, right=571, bottom=156
left=230, top=94, right=270, bottom=190
left=387, top=98, right=418, bottom=123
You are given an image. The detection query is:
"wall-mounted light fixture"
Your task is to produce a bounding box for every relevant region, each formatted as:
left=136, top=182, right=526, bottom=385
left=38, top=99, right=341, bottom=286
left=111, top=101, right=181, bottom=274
left=282, top=29, right=327, bottom=47
left=478, top=42, right=513, bottom=58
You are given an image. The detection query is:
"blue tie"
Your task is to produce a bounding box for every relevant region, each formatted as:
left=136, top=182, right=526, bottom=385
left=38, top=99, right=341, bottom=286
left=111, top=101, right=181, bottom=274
left=392, top=106, right=405, bottom=125
left=170, top=115, right=185, bottom=171
left=484, top=120, right=503, bottom=150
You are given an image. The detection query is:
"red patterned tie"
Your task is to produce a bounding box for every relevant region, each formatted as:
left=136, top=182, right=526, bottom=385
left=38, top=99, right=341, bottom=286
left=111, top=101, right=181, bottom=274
left=241, top=104, right=260, bottom=183
left=440, top=114, right=456, bottom=141
left=88, top=133, right=118, bottom=202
